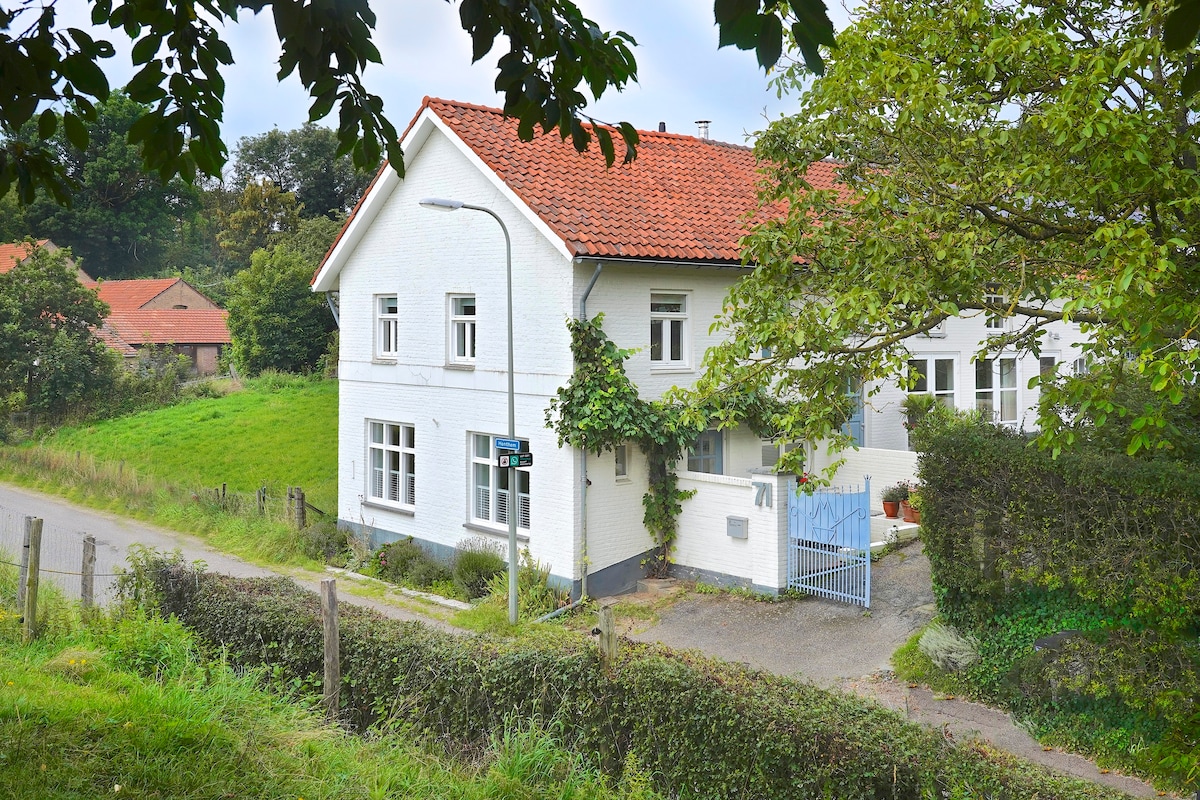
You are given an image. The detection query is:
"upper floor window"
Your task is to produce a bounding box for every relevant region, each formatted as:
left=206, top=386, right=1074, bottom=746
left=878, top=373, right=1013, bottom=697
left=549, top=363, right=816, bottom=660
left=376, top=295, right=399, bottom=359
left=367, top=421, right=415, bottom=508
left=650, top=293, right=688, bottom=366
left=976, top=357, right=1018, bottom=426
left=908, top=357, right=956, bottom=407
left=984, top=286, right=1007, bottom=330
left=614, top=444, right=629, bottom=479
left=470, top=433, right=530, bottom=530
left=448, top=294, right=476, bottom=365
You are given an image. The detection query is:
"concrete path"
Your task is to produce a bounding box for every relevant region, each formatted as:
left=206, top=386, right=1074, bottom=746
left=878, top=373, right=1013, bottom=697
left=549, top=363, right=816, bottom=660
left=628, top=543, right=1162, bottom=799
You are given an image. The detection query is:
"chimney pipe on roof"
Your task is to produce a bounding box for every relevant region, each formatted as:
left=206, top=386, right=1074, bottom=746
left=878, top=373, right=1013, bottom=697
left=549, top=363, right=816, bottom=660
left=695, top=120, right=711, bottom=140
left=658, top=122, right=666, bottom=132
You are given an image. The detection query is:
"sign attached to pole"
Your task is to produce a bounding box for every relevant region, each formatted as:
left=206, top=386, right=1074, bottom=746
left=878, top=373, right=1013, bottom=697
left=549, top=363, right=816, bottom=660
left=497, top=452, right=533, bottom=468
left=495, top=438, right=521, bottom=451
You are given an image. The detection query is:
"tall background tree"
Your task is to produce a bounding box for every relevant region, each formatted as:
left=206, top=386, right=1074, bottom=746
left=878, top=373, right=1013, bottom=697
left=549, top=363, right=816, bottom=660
left=691, top=0, right=1200, bottom=465
left=233, top=124, right=372, bottom=219
left=224, top=246, right=336, bottom=376
left=0, top=242, right=115, bottom=419
left=18, top=92, right=195, bottom=278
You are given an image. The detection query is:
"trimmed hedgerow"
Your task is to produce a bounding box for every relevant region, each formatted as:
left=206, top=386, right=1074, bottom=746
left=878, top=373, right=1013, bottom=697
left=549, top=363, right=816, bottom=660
left=913, top=415, right=1200, bottom=790
left=145, top=562, right=1124, bottom=800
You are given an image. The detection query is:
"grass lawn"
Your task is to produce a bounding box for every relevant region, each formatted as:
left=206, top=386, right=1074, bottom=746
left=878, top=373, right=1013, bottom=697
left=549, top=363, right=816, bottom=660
left=42, top=375, right=338, bottom=512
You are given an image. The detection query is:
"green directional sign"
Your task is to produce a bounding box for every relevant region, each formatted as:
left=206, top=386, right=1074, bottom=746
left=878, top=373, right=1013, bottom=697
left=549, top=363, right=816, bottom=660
left=497, top=452, right=533, bottom=468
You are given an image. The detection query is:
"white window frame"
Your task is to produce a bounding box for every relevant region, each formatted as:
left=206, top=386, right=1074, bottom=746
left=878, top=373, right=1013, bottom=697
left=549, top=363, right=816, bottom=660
left=649, top=292, right=689, bottom=368
left=376, top=294, right=399, bottom=360
left=975, top=355, right=1019, bottom=427
left=470, top=433, right=530, bottom=530
left=614, top=443, right=629, bottom=479
left=447, top=294, right=476, bottom=366
left=907, top=356, right=957, bottom=407
left=366, top=421, right=415, bottom=509
left=984, top=287, right=1007, bottom=330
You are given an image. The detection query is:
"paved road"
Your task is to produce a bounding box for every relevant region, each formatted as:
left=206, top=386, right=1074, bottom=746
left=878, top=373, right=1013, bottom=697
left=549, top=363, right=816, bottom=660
left=630, top=543, right=1161, bottom=799
left=0, top=481, right=451, bottom=627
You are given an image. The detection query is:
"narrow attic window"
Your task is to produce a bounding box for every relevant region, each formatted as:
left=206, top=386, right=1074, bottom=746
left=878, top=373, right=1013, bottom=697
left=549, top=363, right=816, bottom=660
left=448, top=294, right=476, bottom=365
left=376, top=295, right=399, bottom=359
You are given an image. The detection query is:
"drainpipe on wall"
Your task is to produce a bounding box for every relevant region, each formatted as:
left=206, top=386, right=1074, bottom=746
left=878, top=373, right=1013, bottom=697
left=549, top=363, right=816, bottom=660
left=577, top=262, right=604, bottom=601
left=324, top=292, right=340, bottom=327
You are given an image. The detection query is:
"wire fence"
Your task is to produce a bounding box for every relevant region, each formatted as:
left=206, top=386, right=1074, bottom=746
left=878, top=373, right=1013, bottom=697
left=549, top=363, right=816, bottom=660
left=0, top=503, right=123, bottom=608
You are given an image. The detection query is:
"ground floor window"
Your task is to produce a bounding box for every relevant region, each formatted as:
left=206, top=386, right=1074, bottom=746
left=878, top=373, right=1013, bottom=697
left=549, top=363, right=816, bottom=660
left=975, top=356, right=1018, bottom=426
left=368, top=421, right=415, bottom=508
left=688, top=429, right=724, bottom=474
left=470, top=433, right=530, bottom=529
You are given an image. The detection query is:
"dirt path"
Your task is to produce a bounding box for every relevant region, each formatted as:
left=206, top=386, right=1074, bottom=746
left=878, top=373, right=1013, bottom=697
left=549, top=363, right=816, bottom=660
left=628, top=543, right=1162, bottom=799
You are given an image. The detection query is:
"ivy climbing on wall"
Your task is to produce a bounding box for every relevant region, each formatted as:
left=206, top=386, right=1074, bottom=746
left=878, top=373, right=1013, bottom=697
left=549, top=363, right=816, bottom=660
left=546, top=314, right=796, bottom=577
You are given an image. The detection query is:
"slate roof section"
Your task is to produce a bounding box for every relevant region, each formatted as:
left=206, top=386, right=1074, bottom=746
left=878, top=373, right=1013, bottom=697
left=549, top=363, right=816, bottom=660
left=104, top=309, right=231, bottom=346
left=423, top=97, right=837, bottom=264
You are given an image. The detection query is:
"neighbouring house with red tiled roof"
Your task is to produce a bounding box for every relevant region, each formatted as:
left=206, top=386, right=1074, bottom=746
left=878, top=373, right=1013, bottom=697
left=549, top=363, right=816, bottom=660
left=95, top=278, right=230, bottom=375
left=311, top=98, right=1088, bottom=599
left=2, top=240, right=230, bottom=376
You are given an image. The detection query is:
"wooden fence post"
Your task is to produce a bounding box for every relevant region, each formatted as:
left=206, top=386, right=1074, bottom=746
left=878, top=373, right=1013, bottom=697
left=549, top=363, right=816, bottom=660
left=296, top=489, right=306, bottom=529
left=320, top=578, right=340, bottom=722
left=81, top=535, right=96, bottom=611
left=287, top=487, right=295, bottom=524
left=597, top=605, right=618, bottom=669
left=22, top=519, right=42, bottom=643
left=16, top=516, right=31, bottom=608
left=257, top=487, right=266, bottom=515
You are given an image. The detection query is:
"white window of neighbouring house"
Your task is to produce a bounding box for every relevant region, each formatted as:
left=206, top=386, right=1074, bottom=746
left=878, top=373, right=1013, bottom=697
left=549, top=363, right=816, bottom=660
left=376, top=295, right=399, bottom=359
left=984, top=286, right=1007, bottom=330
left=908, top=357, right=956, bottom=407
left=448, top=294, right=476, bottom=365
left=614, top=444, right=628, bottom=478
left=975, top=357, right=1018, bottom=426
left=650, top=293, right=688, bottom=366
left=1039, top=356, right=1059, bottom=380
left=471, top=433, right=530, bottom=529
left=688, top=429, right=724, bottom=474
left=367, top=421, right=415, bottom=508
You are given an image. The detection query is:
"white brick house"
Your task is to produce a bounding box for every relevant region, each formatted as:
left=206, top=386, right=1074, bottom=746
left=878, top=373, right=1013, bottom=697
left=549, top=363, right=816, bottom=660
left=312, top=98, right=1087, bottom=597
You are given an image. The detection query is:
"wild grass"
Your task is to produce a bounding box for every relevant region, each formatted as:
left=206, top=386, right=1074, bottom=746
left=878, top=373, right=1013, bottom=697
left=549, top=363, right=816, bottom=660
left=0, top=603, right=661, bottom=800
left=0, top=374, right=337, bottom=566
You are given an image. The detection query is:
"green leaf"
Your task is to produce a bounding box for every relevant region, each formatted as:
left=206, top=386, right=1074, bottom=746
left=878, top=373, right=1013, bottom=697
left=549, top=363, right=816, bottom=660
left=37, top=109, right=57, bottom=140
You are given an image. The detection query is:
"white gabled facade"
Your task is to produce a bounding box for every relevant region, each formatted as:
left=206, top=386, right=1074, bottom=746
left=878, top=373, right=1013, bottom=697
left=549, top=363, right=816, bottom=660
left=314, top=99, right=1090, bottom=598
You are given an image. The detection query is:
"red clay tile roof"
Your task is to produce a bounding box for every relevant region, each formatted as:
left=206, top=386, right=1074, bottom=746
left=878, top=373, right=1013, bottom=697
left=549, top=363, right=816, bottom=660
left=104, top=309, right=231, bottom=346
left=423, top=97, right=838, bottom=263
left=94, top=323, right=141, bottom=357
left=95, top=278, right=182, bottom=311
left=0, top=239, right=50, bottom=273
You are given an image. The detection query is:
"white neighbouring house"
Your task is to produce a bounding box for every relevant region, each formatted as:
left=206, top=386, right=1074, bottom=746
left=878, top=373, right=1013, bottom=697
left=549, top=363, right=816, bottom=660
left=312, top=97, right=1088, bottom=598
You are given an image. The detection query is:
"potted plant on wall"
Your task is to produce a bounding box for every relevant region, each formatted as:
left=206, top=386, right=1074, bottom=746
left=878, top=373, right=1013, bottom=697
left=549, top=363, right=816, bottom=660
left=881, top=483, right=909, bottom=519
left=902, top=484, right=922, bottom=524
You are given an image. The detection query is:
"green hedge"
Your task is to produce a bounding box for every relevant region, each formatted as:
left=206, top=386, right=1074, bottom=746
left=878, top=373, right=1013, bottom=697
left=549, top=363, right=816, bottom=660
left=147, top=562, right=1126, bottom=800
left=914, top=416, right=1200, bottom=788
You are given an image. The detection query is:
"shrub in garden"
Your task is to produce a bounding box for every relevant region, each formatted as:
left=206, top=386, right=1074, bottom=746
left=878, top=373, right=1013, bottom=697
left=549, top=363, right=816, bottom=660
left=147, top=562, right=1122, bottom=800
left=299, top=519, right=348, bottom=564
left=452, top=538, right=506, bottom=599
left=914, top=412, right=1200, bottom=790
left=918, top=621, right=979, bottom=673
left=483, top=548, right=569, bottom=617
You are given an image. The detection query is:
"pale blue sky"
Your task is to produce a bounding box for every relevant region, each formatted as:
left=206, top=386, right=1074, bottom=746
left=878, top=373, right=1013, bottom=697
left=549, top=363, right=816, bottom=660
left=52, top=1, right=853, bottom=153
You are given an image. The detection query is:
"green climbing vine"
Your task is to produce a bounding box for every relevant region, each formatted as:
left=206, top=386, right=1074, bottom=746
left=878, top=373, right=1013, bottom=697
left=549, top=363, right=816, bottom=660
left=546, top=314, right=794, bottom=577
left=546, top=314, right=698, bottom=577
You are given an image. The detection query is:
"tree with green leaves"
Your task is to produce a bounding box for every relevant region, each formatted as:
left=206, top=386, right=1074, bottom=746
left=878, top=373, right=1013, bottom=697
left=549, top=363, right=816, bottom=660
left=224, top=245, right=336, bottom=376
left=0, top=241, right=116, bottom=419
left=0, top=1, right=838, bottom=205
left=216, top=179, right=302, bottom=265
left=232, top=124, right=373, bottom=219
left=19, top=92, right=195, bottom=278
left=691, top=0, right=1200, bottom=467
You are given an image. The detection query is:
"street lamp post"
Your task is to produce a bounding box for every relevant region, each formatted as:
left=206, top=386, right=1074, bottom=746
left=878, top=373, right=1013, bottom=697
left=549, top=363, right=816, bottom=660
left=419, top=197, right=519, bottom=625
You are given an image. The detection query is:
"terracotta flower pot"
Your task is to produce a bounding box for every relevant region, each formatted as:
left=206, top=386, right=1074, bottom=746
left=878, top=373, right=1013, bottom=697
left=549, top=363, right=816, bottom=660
left=901, top=500, right=920, bottom=523
left=882, top=500, right=901, bottom=519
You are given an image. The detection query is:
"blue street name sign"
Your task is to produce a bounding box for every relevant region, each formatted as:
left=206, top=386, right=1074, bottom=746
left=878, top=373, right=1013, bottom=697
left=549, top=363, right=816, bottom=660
left=497, top=452, right=533, bottom=468
left=495, top=438, right=521, bottom=451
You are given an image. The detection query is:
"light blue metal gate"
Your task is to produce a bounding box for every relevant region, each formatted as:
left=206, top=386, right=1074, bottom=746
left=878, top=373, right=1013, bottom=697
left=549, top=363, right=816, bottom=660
left=787, top=478, right=871, bottom=607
